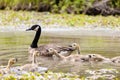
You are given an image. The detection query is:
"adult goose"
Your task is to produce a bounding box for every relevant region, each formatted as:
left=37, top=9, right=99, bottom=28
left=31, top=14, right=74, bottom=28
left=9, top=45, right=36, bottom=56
left=26, top=25, right=80, bottom=57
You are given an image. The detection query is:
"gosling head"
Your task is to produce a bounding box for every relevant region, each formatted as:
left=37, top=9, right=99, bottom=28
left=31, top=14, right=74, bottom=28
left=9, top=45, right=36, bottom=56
left=8, top=58, right=17, bottom=65
left=88, top=54, right=98, bottom=59
left=69, top=43, right=80, bottom=54
left=88, top=54, right=94, bottom=58
left=69, top=43, right=79, bottom=49
left=26, top=24, right=41, bottom=31
left=33, top=51, right=40, bottom=57
left=47, top=48, right=54, bottom=53
left=88, top=54, right=104, bottom=62
left=47, top=48, right=56, bottom=54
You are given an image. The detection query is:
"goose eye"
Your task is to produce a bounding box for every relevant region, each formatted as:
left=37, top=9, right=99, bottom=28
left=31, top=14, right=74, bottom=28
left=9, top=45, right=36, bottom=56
left=112, top=60, right=115, bottom=62
left=46, top=49, right=49, bottom=52
left=73, top=44, right=76, bottom=46
left=89, top=55, right=92, bottom=58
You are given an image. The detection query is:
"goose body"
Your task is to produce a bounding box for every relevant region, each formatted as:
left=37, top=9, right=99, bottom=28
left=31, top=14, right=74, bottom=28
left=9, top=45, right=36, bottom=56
left=0, top=58, right=17, bottom=74
left=26, top=25, right=80, bottom=58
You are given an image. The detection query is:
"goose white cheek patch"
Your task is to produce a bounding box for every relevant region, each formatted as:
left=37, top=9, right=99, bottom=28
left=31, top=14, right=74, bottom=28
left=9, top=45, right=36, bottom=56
left=34, top=26, right=39, bottom=31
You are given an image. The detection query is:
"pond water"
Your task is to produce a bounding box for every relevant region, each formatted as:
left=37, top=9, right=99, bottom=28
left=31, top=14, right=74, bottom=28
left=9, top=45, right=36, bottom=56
left=0, top=29, right=120, bottom=77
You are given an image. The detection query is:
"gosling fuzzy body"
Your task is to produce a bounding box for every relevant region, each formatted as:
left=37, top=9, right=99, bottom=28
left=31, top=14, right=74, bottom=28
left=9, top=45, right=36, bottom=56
left=111, top=56, right=120, bottom=63
left=21, top=51, right=40, bottom=72
left=0, top=58, right=17, bottom=74
left=47, top=48, right=88, bottom=62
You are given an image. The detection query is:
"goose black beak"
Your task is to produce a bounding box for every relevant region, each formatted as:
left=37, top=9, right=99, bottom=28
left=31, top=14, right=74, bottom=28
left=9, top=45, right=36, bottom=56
left=15, top=58, right=18, bottom=62
left=88, top=55, right=92, bottom=58
left=68, top=45, right=72, bottom=47
left=26, top=28, right=32, bottom=31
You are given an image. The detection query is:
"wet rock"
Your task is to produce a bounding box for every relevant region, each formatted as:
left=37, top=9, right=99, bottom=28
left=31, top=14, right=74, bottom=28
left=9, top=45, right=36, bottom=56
left=37, top=3, right=51, bottom=12
left=85, top=0, right=120, bottom=16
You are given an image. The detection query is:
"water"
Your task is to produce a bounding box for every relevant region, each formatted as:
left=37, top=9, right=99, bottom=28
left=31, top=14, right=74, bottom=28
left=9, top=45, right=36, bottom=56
left=0, top=29, right=120, bottom=77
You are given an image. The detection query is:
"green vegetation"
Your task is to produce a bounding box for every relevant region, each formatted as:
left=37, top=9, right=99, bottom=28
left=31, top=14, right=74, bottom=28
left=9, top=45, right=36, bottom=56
left=110, top=0, right=120, bottom=8
left=0, top=71, right=119, bottom=80
left=1, top=71, right=80, bottom=80
left=0, top=10, right=120, bottom=28
left=0, top=0, right=119, bottom=14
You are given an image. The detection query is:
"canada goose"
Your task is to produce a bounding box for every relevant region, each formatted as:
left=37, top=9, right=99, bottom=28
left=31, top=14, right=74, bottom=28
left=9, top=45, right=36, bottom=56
left=26, top=25, right=80, bottom=57
left=0, top=58, right=17, bottom=74
left=47, top=48, right=89, bottom=62
left=87, top=54, right=110, bottom=62
left=111, top=56, right=120, bottom=63
left=20, top=51, right=40, bottom=72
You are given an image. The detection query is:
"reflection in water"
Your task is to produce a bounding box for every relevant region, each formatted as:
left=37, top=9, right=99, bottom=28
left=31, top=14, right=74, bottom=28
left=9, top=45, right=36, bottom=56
left=0, top=31, right=120, bottom=76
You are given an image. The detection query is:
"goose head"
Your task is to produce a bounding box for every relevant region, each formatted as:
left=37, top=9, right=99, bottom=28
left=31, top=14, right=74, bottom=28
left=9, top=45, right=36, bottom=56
left=8, top=58, right=17, bottom=65
left=26, top=25, right=41, bottom=31
left=26, top=24, right=41, bottom=48
left=0, top=58, right=17, bottom=74
left=88, top=54, right=106, bottom=62
left=33, top=51, right=40, bottom=57
left=69, top=43, right=80, bottom=54
left=88, top=54, right=95, bottom=58
left=6, top=58, right=17, bottom=70
left=47, top=48, right=56, bottom=54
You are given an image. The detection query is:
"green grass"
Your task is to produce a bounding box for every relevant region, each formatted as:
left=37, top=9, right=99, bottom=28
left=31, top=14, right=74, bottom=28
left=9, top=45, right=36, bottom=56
left=0, top=10, right=120, bottom=28
left=0, top=71, right=119, bottom=80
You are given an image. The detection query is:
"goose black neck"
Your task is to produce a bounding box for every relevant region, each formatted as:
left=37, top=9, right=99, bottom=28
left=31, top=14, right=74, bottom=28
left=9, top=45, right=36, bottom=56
left=31, top=26, right=41, bottom=48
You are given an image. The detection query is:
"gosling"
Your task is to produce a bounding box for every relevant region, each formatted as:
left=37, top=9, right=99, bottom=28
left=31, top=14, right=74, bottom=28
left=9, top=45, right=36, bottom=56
left=111, top=56, right=120, bottom=63
left=20, top=51, right=40, bottom=72
left=47, top=48, right=89, bottom=62
left=0, top=58, right=17, bottom=74
left=87, top=54, right=111, bottom=63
